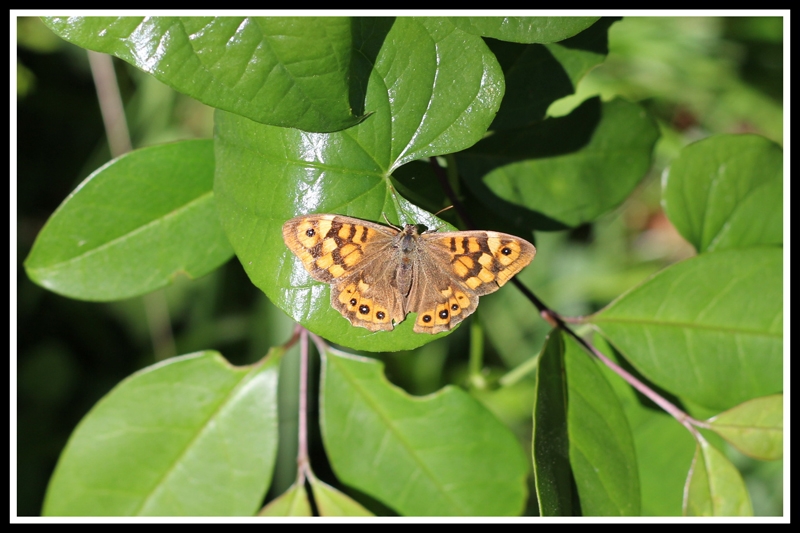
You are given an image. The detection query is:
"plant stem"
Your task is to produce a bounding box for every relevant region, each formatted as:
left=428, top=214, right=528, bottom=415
left=429, top=157, right=702, bottom=437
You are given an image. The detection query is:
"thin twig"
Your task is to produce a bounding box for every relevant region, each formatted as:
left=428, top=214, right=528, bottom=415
left=429, top=156, right=701, bottom=435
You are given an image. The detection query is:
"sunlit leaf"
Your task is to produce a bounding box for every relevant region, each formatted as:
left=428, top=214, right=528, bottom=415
left=320, top=350, right=528, bottom=516
left=41, top=16, right=363, bottom=132
left=706, top=395, right=783, bottom=460
left=591, top=247, right=782, bottom=410
left=42, top=350, right=281, bottom=516
left=663, top=134, right=783, bottom=253
left=683, top=437, right=753, bottom=516
left=25, top=140, right=233, bottom=301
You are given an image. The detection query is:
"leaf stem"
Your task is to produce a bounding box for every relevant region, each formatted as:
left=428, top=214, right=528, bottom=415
left=430, top=157, right=703, bottom=438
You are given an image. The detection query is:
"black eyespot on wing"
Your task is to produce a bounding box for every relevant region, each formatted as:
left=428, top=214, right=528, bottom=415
left=422, top=314, right=432, bottom=323
left=306, top=228, right=316, bottom=237
left=359, top=305, right=370, bottom=315
left=376, top=311, right=385, bottom=320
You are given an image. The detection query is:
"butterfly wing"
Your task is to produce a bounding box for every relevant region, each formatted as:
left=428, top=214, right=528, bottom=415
left=409, top=230, right=536, bottom=334
left=282, top=214, right=406, bottom=331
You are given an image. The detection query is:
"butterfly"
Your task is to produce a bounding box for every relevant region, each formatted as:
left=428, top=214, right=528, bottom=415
left=282, top=214, right=535, bottom=334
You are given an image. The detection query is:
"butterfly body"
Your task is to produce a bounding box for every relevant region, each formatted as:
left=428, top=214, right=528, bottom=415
left=282, top=214, right=535, bottom=334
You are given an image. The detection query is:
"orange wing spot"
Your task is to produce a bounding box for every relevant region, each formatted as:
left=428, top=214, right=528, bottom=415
left=453, top=260, right=470, bottom=278
left=321, top=238, right=338, bottom=254
left=451, top=238, right=465, bottom=255
left=487, top=236, right=502, bottom=254
left=338, top=283, right=358, bottom=305
left=352, top=226, right=366, bottom=244
left=416, top=311, right=435, bottom=328
left=329, top=264, right=346, bottom=278
left=465, top=276, right=483, bottom=289
left=343, top=249, right=363, bottom=267
left=315, top=254, right=334, bottom=269
left=357, top=279, right=371, bottom=292
left=468, top=238, right=481, bottom=253
left=440, top=287, right=453, bottom=298
left=478, top=268, right=495, bottom=283
left=340, top=243, right=359, bottom=257
left=317, top=219, right=333, bottom=239
left=478, top=253, right=494, bottom=268
left=455, top=291, right=470, bottom=306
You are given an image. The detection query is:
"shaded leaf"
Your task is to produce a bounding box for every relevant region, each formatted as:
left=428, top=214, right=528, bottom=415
left=214, top=17, right=505, bottom=351
left=320, top=350, right=528, bottom=516
left=25, top=140, right=233, bottom=301
left=663, top=134, right=783, bottom=252
left=41, top=16, right=363, bottom=132
left=531, top=332, right=575, bottom=516
left=591, top=247, right=782, bottom=410
left=459, top=98, right=659, bottom=230
left=684, top=437, right=753, bottom=516
left=259, top=481, right=312, bottom=516
left=707, top=394, right=783, bottom=460
left=451, top=17, right=599, bottom=43
left=42, top=350, right=282, bottom=516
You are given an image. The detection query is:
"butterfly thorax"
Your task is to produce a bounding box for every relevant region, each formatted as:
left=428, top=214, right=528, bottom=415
left=393, top=224, right=427, bottom=298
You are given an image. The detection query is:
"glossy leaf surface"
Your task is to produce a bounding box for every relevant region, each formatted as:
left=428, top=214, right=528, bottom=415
left=214, top=17, right=505, bottom=351
left=42, top=16, right=363, bottom=132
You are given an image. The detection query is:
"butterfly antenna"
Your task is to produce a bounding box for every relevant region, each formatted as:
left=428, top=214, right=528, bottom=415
left=382, top=212, right=403, bottom=231
left=432, top=205, right=454, bottom=217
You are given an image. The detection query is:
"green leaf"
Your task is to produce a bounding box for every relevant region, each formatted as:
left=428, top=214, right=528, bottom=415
left=684, top=437, right=753, bottom=516
left=320, top=350, right=528, bottom=516
left=41, top=16, right=363, bottom=132
left=24, top=140, right=233, bottom=301
left=451, top=17, right=600, bottom=43
left=459, top=98, right=660, bottom=230
left=663, top=134, right=783, bottom=253
left=214, top=17, right=505, bottom=351
left=563, top=334, right=640, bottom=516
left=42, top=350, right=282, bottom=516
left=308, top=476, right=374, bottom=516
left=532, top=332, right=576, bottom=516
left=591, top=247, right=782, bottom=411
left=259, top=481, right=312, bottom=516
left=706, top=394, right=783, bottom=460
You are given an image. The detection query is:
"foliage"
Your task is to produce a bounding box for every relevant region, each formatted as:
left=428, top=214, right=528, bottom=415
left=18, top=16, right=783, bottom=517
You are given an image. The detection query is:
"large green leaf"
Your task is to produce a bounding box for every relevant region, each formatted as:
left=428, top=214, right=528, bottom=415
left=42, top=350, right=281, bottom=516
left=563, top=334, right=640, bottom=516
left=451, top=17, right=600, bottom=43
left=41, top=16, right=363, bottom=132
left=684, top=437, right=753, bottom=516
left=459, top=98, right=660, bottom=230
left=24, top=140, right=233, bottom=301
left=214, top=17, right=505, bottom=351
left=320, top=350, right=528, bottom=516
left=591, top=247, right=782, bottom=411
left=663, top=134, right=783, bottom=253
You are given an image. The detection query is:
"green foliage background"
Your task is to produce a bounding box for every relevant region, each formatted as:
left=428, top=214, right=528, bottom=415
left=15, top=16, right=783, bottom=516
